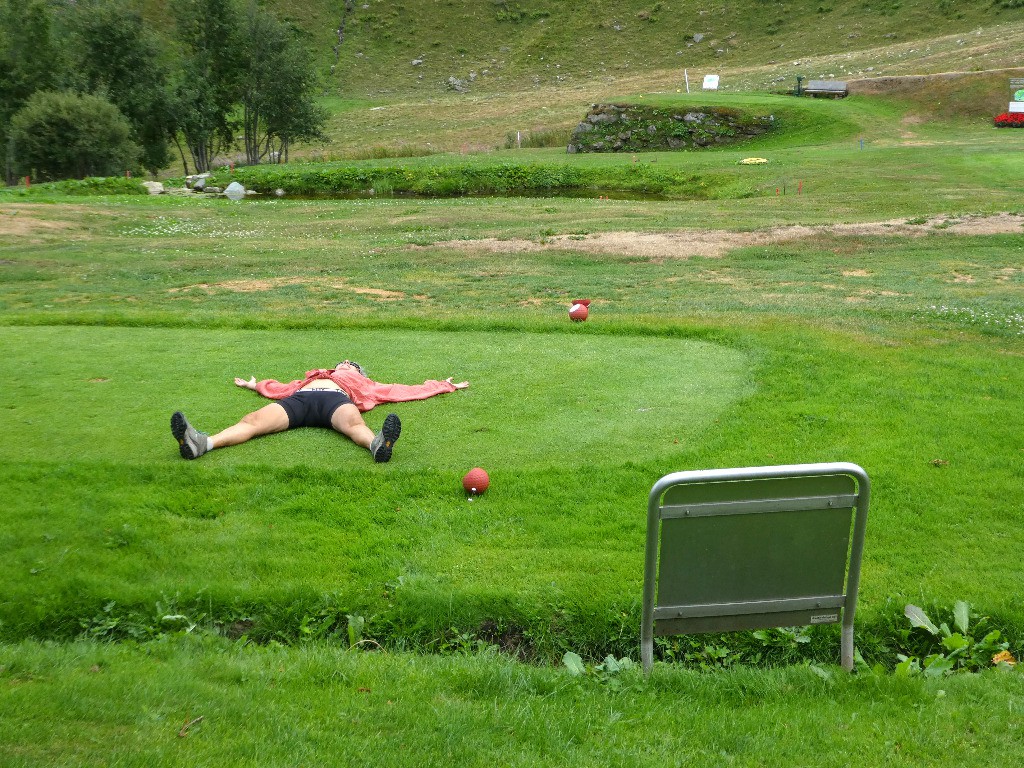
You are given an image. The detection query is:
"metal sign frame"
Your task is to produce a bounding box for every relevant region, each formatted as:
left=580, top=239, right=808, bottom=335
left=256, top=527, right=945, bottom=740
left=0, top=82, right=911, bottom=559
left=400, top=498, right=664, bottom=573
left=641, top=462, right=870, bottom=673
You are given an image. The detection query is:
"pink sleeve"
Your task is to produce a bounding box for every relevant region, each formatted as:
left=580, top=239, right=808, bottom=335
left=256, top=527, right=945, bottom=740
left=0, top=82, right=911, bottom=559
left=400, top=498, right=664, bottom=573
left=255, top=379, right=302, bottom=399
left=366, top=379, right=457, bottom=407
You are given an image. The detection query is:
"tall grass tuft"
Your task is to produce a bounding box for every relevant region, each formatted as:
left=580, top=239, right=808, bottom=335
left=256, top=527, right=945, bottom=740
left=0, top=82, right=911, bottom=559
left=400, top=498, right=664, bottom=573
left=360, top=144, right=441, bottom=160
left=504, top=128, right=570, bottom=150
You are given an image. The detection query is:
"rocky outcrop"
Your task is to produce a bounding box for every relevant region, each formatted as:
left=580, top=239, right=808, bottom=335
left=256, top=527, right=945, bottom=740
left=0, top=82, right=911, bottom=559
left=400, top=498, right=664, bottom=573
left=567, top=103, right=773, bottom=154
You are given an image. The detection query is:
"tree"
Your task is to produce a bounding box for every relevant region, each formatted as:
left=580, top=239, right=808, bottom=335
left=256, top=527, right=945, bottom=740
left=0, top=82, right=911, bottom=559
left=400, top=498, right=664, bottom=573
left=0, top=0, right=65, bottom=183
left=237, top=2, right=327, bottom=165
left=10, top=91, right=141, bottom=181
left=65, top=0, right=178, bottom=176
left=170, top=0, right=242, bottom=173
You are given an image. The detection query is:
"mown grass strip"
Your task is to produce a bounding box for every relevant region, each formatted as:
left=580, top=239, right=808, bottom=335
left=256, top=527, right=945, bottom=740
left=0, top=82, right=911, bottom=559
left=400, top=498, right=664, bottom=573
left=1, top=639, right=1021, bottom=767
left=2, top=319, right=1021, bottom=662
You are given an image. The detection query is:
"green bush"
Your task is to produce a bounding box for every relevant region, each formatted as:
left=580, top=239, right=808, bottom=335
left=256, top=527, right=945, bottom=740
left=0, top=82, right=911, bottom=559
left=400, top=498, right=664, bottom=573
left=48, top=177, right=148, bottom=196
left=10, top=90, right=141, bottom=181
left=226, top=160, right=745, bottom=200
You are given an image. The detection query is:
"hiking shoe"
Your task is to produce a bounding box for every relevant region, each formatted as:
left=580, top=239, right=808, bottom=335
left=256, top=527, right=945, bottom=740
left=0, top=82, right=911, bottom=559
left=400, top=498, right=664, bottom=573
left=171, top=411, right=209, bottom=460
left=370, top=413, right=401, bottom=463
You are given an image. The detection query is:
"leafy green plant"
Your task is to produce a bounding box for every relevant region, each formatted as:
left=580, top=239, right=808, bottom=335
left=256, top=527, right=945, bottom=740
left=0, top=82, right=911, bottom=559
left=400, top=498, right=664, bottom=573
left=435, top=628, right=497, bottom=655
left=347, top=613, right=365, bottom=648
left=895, top=601, right=1014, bottom=677
left=657, top=626, right=817, bottom=669
left=683, top=642, right=743, bottom=670
left=77, top=596, right=210, bottom=642
left=563, top=651, right=638, bottom=689
left=750, top=626, right=813, bottom=661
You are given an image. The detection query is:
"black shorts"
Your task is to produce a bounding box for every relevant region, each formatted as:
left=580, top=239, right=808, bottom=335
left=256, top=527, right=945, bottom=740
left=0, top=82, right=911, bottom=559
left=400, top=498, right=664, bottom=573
left=278, top=390, right=353, bottom=429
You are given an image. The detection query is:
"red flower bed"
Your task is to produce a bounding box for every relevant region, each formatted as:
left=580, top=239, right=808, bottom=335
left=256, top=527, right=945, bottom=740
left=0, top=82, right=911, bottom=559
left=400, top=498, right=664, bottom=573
left=994, top=112, right=1024, bottom=127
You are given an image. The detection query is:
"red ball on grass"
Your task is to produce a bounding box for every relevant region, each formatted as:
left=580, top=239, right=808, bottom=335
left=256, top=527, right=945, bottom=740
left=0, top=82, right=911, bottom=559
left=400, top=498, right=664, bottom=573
left=462, top=467, right=490, bottom=495
left=569, top=303, right=589, bottom=322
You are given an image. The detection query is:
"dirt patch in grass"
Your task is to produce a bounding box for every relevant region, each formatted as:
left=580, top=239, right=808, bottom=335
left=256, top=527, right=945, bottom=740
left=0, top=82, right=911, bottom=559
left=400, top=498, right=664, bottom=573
left=0, top=206, right=80, bottom=237
left=427, top=214, right=1024, bottom=260
left=169, top=277, right=407, bottom=300
left=348, top=286, right=405, bottom=299
left=174, top=277, right=310, bottom=293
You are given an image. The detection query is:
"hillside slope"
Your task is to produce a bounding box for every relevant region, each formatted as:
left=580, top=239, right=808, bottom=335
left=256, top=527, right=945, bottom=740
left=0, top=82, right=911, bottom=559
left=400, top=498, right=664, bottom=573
left=144, top=1, right=1024, bottom=97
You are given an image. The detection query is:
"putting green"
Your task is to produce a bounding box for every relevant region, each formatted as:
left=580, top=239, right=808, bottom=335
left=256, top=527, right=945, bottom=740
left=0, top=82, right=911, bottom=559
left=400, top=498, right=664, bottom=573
left=0, top=326, right=751, bottom=469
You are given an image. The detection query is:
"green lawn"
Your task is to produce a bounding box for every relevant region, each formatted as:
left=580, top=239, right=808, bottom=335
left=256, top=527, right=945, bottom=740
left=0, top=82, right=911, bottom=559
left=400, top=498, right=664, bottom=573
left=2, top=640, right=1022, bottom=767
left=2, top=199, right=1021, bottom=650
left=1, top=88, right=1023, bottom=764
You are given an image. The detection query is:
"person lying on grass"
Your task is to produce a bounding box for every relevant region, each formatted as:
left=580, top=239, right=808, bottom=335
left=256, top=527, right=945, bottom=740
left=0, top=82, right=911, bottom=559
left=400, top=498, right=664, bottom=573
left=171, top=360, right=469, bottom=463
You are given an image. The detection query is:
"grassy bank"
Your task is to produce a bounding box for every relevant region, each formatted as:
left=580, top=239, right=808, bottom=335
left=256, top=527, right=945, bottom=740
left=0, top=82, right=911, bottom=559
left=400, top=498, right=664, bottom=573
left=2, top=639, right=1022, bottom=766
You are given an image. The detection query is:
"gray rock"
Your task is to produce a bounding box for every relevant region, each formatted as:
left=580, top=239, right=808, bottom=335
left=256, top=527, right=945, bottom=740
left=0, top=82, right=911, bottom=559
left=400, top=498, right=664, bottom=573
left=446, top=76, right=469, bottom=93
left=693, top=33, right=704, bottom=43
left=142, top=181, right=164, bottom=195
left=224, top=181, right=246, bottom=201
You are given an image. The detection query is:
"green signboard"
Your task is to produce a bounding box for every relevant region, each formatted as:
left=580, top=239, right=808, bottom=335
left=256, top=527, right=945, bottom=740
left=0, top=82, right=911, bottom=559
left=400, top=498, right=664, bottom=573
left=1011, top=78, right=1024, bottom=103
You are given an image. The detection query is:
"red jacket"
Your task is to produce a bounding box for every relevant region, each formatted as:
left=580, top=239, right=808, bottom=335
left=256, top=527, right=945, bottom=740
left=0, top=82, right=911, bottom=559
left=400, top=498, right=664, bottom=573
left=255, top=368, right=456, bottom=413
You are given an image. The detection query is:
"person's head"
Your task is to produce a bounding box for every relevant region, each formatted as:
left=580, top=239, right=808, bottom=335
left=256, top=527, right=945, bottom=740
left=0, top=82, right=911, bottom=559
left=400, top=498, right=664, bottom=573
left=336, top=360, right=367, bottom=377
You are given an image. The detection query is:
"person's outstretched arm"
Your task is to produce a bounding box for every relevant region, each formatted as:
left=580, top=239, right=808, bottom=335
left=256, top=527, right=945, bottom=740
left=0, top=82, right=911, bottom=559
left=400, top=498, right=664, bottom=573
left=352, top=375, right=469, bottom=411
left=235, top=376, right=305, bottom=399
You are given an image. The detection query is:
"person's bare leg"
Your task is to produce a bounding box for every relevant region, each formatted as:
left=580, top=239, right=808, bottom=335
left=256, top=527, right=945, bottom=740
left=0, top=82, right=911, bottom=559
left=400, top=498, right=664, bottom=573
left=330, top=403, right=375, bottom=449
left=331, top=404, right=401, bottom=462
left=209, top=403, right=290, bottom=449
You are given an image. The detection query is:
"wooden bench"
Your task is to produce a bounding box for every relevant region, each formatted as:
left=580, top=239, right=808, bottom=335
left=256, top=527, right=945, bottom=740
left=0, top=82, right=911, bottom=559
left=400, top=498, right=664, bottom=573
left=804, top=80, right=848, bottom=98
